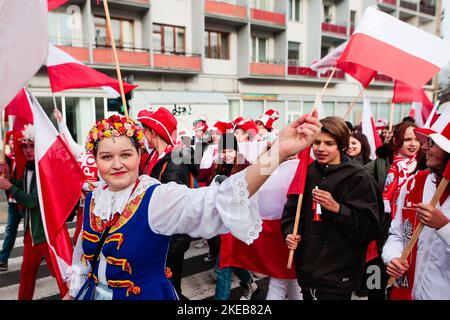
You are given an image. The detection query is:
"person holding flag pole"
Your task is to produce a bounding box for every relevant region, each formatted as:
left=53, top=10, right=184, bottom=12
left=282, top=116, right=384, bottom=300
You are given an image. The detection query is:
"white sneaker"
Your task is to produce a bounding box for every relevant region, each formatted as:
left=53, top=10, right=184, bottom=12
left=239, top=281, right=259, bottom=300
left=194, top=240, right=206, bottom=249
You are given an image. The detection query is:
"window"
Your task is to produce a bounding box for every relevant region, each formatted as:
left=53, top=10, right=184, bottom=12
left=205, top=30, right=229, bottom=60
left=350, top=10, right=357, bottom=30
left=288, top=0, right=301, bottom=22
left=288, top=41, right=301, bottom=66
left=252, top=37, right=268, bottom=63
left=323, top=5, right=332, bottom=23
left=95, top=16, right=134, bottom=49
left=153, top=24, right=185, bottom=54
left=253, top=0, right=269, bottom=10
left=321, top=45, right=331, bottom=59
left=49, top=10, right=83, bottom=46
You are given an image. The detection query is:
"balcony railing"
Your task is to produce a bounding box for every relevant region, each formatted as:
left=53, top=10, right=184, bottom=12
left=250, top=60, right=285, bottom=76
left=400, top=0, right=417, bottom=11
left=153, top=50, right=202, bottom=72
left=378, top=0, right=397, bottom=5
left=93, top=44, right=150, bottom=66
left=205, top=0, right=247, bottom=19
left=322, top=22, right=347, bottom=35
left=419, top=3, right=436, bottom=15
left=287, top=66, right=345, bottom=80
left=250, top=8, right=285, bottom=26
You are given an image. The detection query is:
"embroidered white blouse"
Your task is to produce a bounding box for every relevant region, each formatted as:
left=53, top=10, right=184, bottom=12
left=68, top=170, right=262, bottom=297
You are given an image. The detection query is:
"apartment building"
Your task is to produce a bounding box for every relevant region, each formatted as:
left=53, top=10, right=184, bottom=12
left=31, top=0, right=439, bottom=143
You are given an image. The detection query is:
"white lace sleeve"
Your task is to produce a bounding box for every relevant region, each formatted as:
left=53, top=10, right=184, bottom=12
left=148, top=169, right=262, bottom=245
left=68, top=231, right=90, bottom=298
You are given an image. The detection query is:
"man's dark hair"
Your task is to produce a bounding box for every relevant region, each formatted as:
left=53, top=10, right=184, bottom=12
left=402, top=116, right=415, bottom=123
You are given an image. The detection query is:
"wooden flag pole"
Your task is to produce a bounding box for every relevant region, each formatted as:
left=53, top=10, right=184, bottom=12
left=343, top=88, right=364, bottom=120
left=387, top=170, right=450, bottom=286
left=318, top=67, right=337, bottom=99
left=101, top=0, right=129, bottom=119
left=0, top=111, right=6, bottom=178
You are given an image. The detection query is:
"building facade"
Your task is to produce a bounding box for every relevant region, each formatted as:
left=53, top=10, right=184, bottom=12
left=31, top=0, right=438, bottom=144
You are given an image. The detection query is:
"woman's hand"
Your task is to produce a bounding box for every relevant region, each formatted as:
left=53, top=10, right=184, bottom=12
left=386, top=258, right=409, bottom=279
left=277, top=114, right=322, bottom=161
left=0, top=178, right=13, bottom=190
left=312, top=188, right=340, bottom=213
left=417, top=203, right=450, bottom=230
left=285, top=234, right=301, bottom=250
left=0, top=162, right=10, bottom=179
left=53, top=108, right=63, bottom=122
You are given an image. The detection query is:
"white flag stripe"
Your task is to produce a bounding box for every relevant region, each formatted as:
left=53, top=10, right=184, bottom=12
left=355, top=7, right=450, bottom=68
left=46, top=44, right=83, bottom=67
left=362, top=93, right=377, bottom=160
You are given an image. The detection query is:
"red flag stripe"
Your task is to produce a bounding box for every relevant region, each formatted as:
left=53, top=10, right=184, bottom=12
left=48, top=0, right=69, bottom=11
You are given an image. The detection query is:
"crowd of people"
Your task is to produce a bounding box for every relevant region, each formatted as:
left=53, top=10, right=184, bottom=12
left=0, top=100, right=448, bottom=301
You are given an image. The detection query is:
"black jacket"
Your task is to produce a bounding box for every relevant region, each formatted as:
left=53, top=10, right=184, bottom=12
left=150, top=146, right=196, bottom=254
left=281, top=158, right=384, bottom=294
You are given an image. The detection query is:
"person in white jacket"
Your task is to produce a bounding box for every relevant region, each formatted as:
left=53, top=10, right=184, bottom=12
left=382, top=118, right=450, bottom=300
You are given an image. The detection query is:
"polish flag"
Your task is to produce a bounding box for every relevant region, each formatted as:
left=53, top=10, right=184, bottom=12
left=4, top=89, right=34, bottom=179
left=392, top=80, right=434, bottom=125
left=220, top=160, right=299, bottom=279
left=361, top=93, right=382, bottom=161
left=337, top=7, right=450, bottom=88
left=0, top=0, right=48, bottom=109
left=311, top=42, right=376, bottom=87
left=48, top=0, right=68, bottom=11
left=46, top=44, right=137, bottom=95
left=30, top=93, right=85, bottom=287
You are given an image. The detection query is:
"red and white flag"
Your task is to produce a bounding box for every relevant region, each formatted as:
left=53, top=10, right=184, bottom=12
left=0, top=0, right=48, bottom=109
left=30, top=93, right=85, bottom=284
left=47, top=0, right=68, bottom=11
left=361, top=93, right=382, bottom=160
left=311, top=42, right=347, bottom=75
left=338, top=7, right=450, bottom=88
left=392, top=80, right=434, bottom=126
left=220, top=160, right=299, bottom=279
left=4, top=89, right=34, bottom=179
left=46, top=44, right=137, bottom=95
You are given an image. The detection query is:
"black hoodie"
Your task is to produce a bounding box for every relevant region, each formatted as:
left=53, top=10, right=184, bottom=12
left=281, top=158, right=384, bottom=294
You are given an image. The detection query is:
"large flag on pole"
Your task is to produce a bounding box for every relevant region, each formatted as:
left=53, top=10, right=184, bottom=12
left=46, top=44, right=137, bottom=95
left=310, top=42, right=347, bottom=75
left=0, top=0, right=48, bottom=109
left=337, top=7, right=450, bottom=88
left=48, top=0, right=68, bottom=11
left=30, top=92, right=85, bottom=284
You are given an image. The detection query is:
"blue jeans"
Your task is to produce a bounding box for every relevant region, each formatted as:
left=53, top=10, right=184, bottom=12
left=0, top=203, right=22, bottom=263
left=214, top=255, right=251, bottom=300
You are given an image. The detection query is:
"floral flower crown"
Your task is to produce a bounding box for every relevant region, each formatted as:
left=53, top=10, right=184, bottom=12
left=86, top=115, right=145, bottom=152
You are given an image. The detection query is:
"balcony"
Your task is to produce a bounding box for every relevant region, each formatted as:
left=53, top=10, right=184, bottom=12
left=103, top=0, right=150, bottom=12
left=378, top=0, right=397, bottom=5
left=250, top=60, right=285, bottom=77
left=153, top=51, right=202, bottom=73
left=57, top=46, right=90, bottom=63
left=250, top=7, right=286, bottom=29
left=374, top=74, right=394, bottom=84
left=93, top=45, right=151, bottom=66
left=400, top=0, right=417, bottom=11
left=322, top=22, right=348, bottom=43
left=287, top=66, right=345, bottom=81
left=204, top=0, right=247, bottom=24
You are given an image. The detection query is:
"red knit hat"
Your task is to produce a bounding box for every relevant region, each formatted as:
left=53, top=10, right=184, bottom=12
left=193, top=121, right=208, bottom=133
left=137, top=108, right=177, bottom=145
left=232, top=116, right=245, bottom=126
left=209, top=121, right=233, bottom=135
left=256, top=109, right=280, bottom=130
left=235, top=119, right=258, bottom=135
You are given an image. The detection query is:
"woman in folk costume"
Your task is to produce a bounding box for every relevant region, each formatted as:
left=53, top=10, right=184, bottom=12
left=382, top=121, right=425, bottom=220
left=382, top=113, right=450, bottom=300
left=63, top=113, right=322, bottom=300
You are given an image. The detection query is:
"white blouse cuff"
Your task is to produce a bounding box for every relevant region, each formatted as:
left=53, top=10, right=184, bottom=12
left=67, top=264, right=88, bottom=298
left=215, top=170, right=263, bottom=245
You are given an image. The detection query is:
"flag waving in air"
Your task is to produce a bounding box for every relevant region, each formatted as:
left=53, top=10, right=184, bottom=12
left=30, top=93, right=85, bottom=288
left=48, top=0, right=68, bottom=11
left=338, top=7, right=450, bottom=88
left=46, top=44, right=137, bottom=95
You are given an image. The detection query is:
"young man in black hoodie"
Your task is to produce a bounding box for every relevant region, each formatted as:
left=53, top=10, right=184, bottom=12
left=137, top=108, right=195, bottom=300
left=281, top=116, right=384, bottom=300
